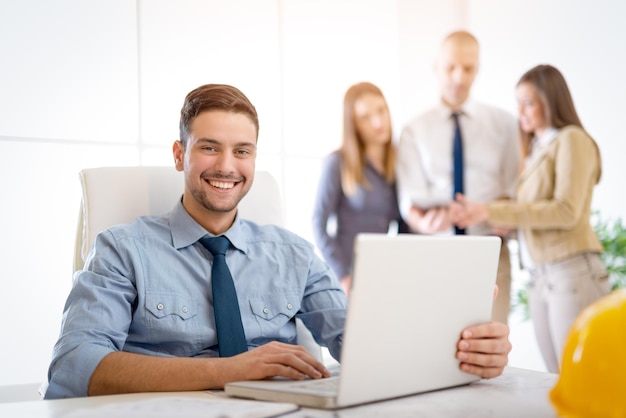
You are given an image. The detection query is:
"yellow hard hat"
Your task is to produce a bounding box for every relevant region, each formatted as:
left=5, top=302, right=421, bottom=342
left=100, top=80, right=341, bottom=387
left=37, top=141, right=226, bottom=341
left=550, top=289, right=626, bottom=418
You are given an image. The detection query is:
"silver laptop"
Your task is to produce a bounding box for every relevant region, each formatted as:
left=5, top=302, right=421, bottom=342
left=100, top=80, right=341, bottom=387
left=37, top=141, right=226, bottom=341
left=225, top=234, right=501, bottom=409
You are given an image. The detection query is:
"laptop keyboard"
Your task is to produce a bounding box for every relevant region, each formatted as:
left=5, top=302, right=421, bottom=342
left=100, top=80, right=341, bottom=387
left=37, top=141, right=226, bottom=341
left=290, top=377, right=339, bottom=394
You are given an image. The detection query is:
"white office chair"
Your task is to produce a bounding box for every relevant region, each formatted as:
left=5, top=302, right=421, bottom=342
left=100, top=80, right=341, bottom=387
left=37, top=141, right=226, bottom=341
left=74, top=166, right=322, bottom=360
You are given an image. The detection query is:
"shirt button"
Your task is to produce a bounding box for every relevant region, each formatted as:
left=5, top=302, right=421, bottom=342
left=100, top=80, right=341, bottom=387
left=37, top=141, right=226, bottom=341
left=263, top=307, right=270, bottom=314
left=157, top=303, right=164, bottom=310
left=287, top=303, right=293, bottom=310
left=182, top=306, right=189, bottom=313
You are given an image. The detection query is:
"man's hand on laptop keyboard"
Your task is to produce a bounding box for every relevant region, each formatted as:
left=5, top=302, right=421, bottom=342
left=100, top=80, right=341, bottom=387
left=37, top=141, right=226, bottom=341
left=216, top=341, right=331, bottom=386
left=456, top=322, right=512, bottom=379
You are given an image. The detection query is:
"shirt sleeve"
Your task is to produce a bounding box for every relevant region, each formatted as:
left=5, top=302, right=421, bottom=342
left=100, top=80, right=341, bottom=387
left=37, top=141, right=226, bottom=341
left=45, top=230, right=137, bottom=399
left=311, top=153, right=349, bottom=277
left=488, top=128, right=599, bottom=229
left=396, top=122, right=431, bottom=220
left=500, top=113, right=521, bottom=199
left=297, top=253, right=347, bottom=362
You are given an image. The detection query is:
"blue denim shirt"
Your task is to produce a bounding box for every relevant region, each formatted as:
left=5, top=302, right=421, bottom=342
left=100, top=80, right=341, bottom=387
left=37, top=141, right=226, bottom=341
left=46, top=202, right=347, bottom=399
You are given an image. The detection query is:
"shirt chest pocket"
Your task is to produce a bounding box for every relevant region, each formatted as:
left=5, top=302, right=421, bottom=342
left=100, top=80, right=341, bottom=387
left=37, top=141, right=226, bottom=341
left=249, top=292, right=301, bottom=333
left=146, top=291, right=198, bottom=320
left=142, top=291, right=202, bottom=356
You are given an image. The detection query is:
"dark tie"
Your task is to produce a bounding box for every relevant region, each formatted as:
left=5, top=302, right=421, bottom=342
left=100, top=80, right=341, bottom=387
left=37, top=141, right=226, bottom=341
left=452, top=112, right=465, bottom=235
left=199, top=235, right=248, bottom=357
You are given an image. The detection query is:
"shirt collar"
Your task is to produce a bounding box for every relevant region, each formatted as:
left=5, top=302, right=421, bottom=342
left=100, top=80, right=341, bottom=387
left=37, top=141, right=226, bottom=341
left=535, top=127, right=559, bottom=149
left=525, top=127, right=559, bottom=166
left=169, top=200, right=249, bottom=253
left=436, top=99, right=476, bottom=120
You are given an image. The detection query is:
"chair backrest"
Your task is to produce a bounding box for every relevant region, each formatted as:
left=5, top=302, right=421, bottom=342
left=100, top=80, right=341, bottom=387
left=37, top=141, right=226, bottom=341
left=74, top=166, right=284, bottom=272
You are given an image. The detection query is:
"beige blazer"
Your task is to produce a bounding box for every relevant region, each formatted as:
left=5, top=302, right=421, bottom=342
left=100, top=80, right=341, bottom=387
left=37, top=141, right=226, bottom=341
left=488, top=125, right=603, bottom=264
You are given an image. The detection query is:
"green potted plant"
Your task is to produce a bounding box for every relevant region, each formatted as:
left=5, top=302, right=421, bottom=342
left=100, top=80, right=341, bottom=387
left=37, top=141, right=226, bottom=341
left=592, top=212, right=626, bottom=290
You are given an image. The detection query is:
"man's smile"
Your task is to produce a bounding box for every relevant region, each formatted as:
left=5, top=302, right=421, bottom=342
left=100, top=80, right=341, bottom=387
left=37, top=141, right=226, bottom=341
left=208, top=179, right=236, bottom=189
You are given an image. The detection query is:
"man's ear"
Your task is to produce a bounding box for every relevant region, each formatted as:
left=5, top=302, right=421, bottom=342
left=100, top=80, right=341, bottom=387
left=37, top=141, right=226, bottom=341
left=173, top=140, right=184, bottom=171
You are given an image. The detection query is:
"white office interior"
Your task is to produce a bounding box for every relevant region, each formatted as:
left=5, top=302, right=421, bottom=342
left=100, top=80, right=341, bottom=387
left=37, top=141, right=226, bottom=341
left=0, top=0, right=624, bottom=390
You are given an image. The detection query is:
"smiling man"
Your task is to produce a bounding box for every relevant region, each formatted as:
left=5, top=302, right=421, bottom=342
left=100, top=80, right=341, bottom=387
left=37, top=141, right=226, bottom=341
left=45, top=84, right=511, bottom=399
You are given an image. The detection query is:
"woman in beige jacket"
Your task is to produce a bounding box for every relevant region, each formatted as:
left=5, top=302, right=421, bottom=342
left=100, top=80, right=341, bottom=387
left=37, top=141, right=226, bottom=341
left=450, top=64, right=611, bottom=373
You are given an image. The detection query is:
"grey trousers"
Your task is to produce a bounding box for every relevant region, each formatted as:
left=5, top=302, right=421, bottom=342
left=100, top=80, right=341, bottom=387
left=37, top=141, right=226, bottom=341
left=528, top=252, right=611, bottom=373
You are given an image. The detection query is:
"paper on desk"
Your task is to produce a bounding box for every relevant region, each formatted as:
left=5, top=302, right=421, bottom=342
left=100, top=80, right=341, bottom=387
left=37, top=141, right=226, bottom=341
left=63, top=396, right=299, bottom=418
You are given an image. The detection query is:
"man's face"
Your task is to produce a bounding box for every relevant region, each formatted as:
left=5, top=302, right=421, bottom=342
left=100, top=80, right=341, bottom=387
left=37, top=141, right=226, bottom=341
left=435, top=40, right=479, bottom=109
left=174, top=110, right=257, bottom=220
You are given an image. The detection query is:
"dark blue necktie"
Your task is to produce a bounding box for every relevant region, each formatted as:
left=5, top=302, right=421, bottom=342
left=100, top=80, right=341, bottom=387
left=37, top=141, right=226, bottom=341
left=452, top=112, right=465, bottom=235
left=200, top=235, right=248, bottom=357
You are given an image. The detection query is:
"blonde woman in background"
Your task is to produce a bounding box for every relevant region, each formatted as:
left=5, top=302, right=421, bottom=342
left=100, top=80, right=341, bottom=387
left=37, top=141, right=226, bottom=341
left=312, top=82, right=408, bottom=296
left=451, top=64, right=611, bottom=373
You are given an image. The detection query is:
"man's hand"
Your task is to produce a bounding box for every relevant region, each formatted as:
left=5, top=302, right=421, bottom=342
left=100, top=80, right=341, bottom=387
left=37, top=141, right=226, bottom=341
left=456, top=322, right=512, bottom=379
left=407, top=206, right=451, bottom=234
left=449, top=193, right=489, bottom=229
left=217, top=341, right=331, bottom=386
left=88, top=342, right=330, bottom=396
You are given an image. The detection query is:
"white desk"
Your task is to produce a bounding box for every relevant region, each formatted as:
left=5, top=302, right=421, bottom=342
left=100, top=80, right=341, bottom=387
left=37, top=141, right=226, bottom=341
left=0, top=382, right=42, bottom=403
left=293, top=367, right=559, bottom=417
left=0, top=367, right=558, bottom=417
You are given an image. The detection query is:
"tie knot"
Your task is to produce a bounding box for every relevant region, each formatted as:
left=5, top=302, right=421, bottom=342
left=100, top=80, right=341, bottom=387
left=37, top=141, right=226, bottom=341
left=451, top=112, right=461, bottom=122
left=200, top=235, right=230, bottom=256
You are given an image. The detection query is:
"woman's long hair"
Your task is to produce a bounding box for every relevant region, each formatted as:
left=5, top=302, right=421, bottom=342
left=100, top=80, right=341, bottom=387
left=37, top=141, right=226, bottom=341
left=340, top=82, right=395, bottom=196
left=517, top=64, right=601, bottom=181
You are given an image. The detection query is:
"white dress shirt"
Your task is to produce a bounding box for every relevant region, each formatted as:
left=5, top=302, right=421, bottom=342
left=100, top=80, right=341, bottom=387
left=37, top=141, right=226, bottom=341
left=396, top=100, right=520, bottom=235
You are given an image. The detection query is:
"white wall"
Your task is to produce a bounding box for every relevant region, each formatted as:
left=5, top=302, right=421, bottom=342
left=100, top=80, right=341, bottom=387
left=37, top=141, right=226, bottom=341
left=0, top=0, right=141, bottom=387
left=0, top=0, right=623, bottom=385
